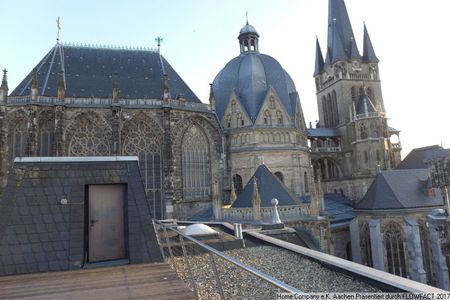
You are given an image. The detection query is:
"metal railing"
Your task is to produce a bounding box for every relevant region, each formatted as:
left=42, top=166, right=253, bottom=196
left=153, top=220, right=306, bottom=300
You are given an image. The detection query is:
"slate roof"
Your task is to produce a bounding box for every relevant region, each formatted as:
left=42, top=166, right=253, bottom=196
left=212, top=52, right=298, bottom=123
left=10, top=43, right=200, bottom=102
left=231, top=165, right=299, bottom=208
left=355, top=169, right=444, bottom=211
left=0, top=157, right=163, bottom=276
left=300, top=193, right=355, bottom=224
left=307, top=127, right=339, bottom=137
left=324, top=193, right=355, bottom=224
left=396, top=145, right=443, bottom=170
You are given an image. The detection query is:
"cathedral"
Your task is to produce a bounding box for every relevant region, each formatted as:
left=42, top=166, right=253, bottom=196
left=0, top=0, right=400, bottom=220
left=3, top=0, right=450, bottom=288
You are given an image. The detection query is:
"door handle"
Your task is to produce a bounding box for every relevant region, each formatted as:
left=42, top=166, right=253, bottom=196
left=90, top=219, right=99, bottom=227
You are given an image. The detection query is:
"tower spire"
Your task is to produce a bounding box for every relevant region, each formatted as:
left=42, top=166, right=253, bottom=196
left=363, top=23, right=379, bottom=63
left=314, top=37, right=325, bottom=76
left=325, top=0, right=360, bottom=64
left=209, top=83, right=216, bottom=112
left=0, top=69, right=8, bottom=102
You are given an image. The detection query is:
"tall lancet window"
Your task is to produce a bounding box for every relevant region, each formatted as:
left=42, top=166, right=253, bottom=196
left=182, top=124, right=211, bottom=199
left=123, top=118, right=162, bottom=219
left=384, top=222, right=407, bottom=278
left=39, top=118, right=54, bottom=156
left=9, top=120, right=28, bottom=160
left=360, top=222, right=373, bottom=267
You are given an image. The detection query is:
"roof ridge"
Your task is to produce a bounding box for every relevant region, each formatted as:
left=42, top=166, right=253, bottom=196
left=61, top=41, right=158, bottom=52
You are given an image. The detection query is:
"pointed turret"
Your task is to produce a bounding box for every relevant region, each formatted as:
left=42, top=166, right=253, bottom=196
left=112, top=72, right=119, bottom=103
left=356, top=86, right=377, bottom=115
left=314, top=38, right=325, bottom=76
left=57, top=70, right=65, bottom=101
left=162, top=74, right=170, bottom=104
left=209, top=83, right=216, bottom=112
left=0, top=69, right=8, bottom=102
left=349, top=37, right=361, bottom=59
left=31, top=68, right=38, bottom=100
left=325, top=0, right=360, bottom=65
left=363, top=23, right=379, bottom=63
left=251, top=176, right=262, bottom=220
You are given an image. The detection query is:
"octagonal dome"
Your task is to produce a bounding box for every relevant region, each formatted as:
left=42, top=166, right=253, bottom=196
left=212, top=52, right=298, bottom=123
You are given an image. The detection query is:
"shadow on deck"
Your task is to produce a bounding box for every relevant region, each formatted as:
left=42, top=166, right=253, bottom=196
left=0, top=263, right=194, bottom=300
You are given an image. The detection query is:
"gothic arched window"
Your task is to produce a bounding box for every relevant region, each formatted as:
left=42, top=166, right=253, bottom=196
left=384, top=222, right=408, bottom=278
left=231, top=100, right=237, bottom=113
left=9, top=120, right=28, bottom=160
left=68, top=117, right=111, bottom=156
left=360, top=222, right=373, bottom=267
left=123, top=118, right=162, bottom=219
left=39, top=117, right=54, bottom=156
left=233, top=174, right=243, bottom=195
left=182, top=124, right=211, bottom=199
left=264, top=110, right=271, bottom=125
left=269, top=96, right=276, bottom=109
left=331, top=90, right=339, bottom=126
left=360, top=123, right=368, bottom=140
left=276, top=111, right=283, bottom=125
left=351, top=86, right=357, bottom=103
left=419, top=222, right=432, bottom=284
left=371, top=121, right=379, bottom=138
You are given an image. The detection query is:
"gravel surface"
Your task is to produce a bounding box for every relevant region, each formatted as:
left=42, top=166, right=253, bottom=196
left=169, top=245, right=381, bottom=299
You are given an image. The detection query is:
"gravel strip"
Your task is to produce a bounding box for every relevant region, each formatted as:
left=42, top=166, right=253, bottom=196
left=169, top=245, right=381, bottom=299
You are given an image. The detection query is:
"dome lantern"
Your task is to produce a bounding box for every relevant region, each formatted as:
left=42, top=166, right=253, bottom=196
left=238, top=22, right=259, bottom=54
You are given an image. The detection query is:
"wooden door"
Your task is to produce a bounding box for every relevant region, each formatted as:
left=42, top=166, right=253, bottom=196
left=88, top=184, right=126, bottom=262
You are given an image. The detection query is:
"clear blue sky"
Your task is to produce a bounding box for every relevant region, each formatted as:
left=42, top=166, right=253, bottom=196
left=1, top=0, right=449, bottom=157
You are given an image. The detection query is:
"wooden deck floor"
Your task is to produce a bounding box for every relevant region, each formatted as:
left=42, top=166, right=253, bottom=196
left=0, top=263, right=195, bottom=300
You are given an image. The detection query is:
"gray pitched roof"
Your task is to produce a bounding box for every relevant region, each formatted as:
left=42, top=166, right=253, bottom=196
left=307, top=127, right=339, bottom=137
left=324, top=193, right=355, bottom=224
left=362, top=24, right=379, bottom=63
left=396, top=145, right=443, bottom=170
left=355, top=169, right=444, bottom=211
left=11, top=44, right=200, bottom=102
left=325, top=0, right=360, bottom=65
left=231, top=164, right=299, bottom=208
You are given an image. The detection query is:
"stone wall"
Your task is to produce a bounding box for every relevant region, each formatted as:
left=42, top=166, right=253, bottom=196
left=0, top=101, right=223, bottom=221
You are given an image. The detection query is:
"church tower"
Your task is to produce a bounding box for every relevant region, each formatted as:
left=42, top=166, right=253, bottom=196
left=311, top=0, right=401, bottom=199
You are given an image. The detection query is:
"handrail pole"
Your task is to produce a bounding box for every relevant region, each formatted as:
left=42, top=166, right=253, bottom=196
left=156, top=220, right=306, bottom=295
left=179, top=234, right=199, bottom=300
left=208, top=252, right=226, bottom=300
left=163, top=225, right=177, bottom=274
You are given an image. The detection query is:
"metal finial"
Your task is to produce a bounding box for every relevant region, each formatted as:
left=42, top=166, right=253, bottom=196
left=56, top=16, right=61, bottom=43
left=155, top=36, right=163, bottom=52
left=246, top=11, right=249, bottom=25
